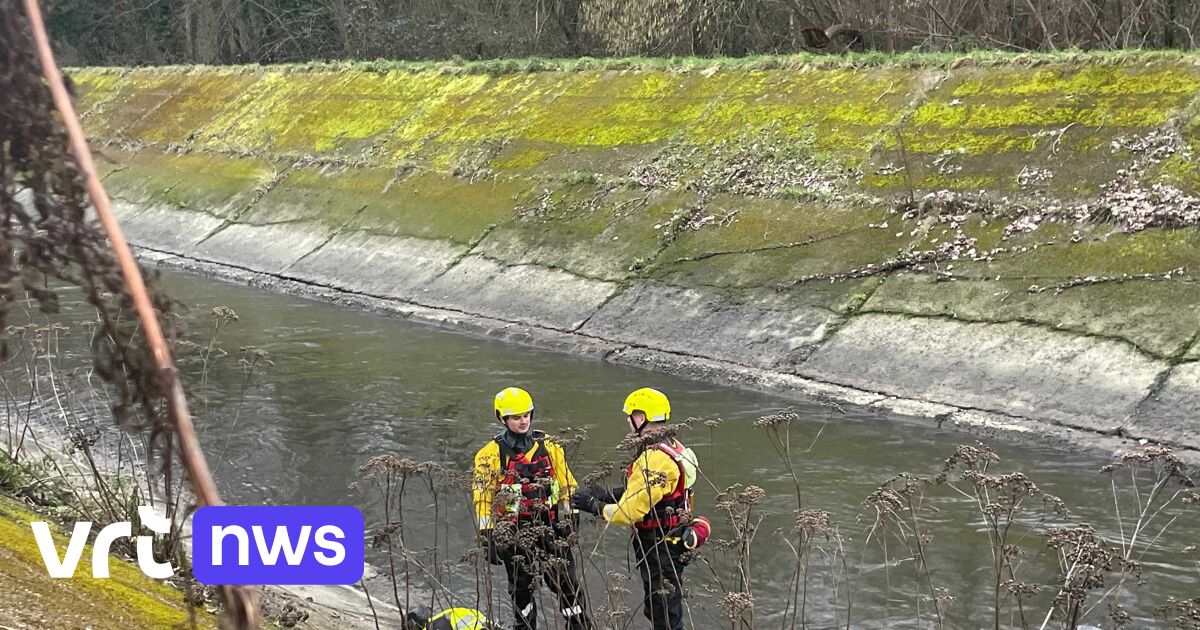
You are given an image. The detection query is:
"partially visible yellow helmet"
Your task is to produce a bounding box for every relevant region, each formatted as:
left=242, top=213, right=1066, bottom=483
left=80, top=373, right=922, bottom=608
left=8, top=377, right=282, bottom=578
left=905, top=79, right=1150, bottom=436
left=426, top=607, right=491, bottom=630
left=623, top=387, right=670, bottom=423
left=494, top=386, right=534, bottom=420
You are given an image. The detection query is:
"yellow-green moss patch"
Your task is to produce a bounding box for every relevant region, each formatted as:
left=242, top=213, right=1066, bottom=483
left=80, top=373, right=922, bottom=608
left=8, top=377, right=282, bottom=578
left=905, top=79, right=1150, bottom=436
left=74, top=70, right=125, bottom=115
left=79, top=71, right=191, bottom=139
left=872, top=61, right=1200, bottom=196
left=126, top=70, right=264, bottom=143
left=103, top=149, right=280, bottom=218
left=347, top=171, right=536, bottom=243
left=0, top=494, right=213, bottom=629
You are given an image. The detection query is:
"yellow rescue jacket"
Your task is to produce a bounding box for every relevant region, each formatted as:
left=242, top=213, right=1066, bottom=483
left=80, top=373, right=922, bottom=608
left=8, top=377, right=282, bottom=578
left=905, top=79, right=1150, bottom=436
left=602, top=446, right=685, bottom=527
left=473, top=431, right=577, bottom=530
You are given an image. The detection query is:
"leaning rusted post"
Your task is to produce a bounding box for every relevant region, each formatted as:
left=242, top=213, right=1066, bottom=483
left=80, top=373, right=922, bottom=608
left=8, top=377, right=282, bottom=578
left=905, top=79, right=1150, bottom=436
left=19, top=0, right=260, bottom=626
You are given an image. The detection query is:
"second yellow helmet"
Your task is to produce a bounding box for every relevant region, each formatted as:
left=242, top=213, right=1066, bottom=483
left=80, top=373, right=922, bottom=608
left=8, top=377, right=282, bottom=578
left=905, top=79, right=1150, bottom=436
left=623, top=387, right=670, bottom=423
left=494, top=386, right=534, bottom=420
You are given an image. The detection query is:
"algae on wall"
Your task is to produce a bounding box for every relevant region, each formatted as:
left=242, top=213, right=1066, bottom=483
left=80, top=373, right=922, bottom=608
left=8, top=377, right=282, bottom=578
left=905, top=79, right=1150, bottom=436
left=0, top=494, right=214, bottom=628
left=73, top=54, right=1200, bottom=447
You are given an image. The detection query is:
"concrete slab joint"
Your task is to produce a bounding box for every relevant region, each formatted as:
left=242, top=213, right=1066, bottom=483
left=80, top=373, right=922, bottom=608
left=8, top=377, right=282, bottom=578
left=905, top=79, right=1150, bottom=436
left=801, top=313, right=1167, bottom=436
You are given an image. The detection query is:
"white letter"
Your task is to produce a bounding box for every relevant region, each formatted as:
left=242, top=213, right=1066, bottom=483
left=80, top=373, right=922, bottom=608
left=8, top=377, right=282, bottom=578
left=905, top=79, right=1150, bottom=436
left=135, top=507, right=174, bottom=579
left=253, top=525, right=310, bottom=566
left=313, top=525, right=346, bottom=566
left=92, top=521, right=132, bottom=578
left=32, top=521, right=90, bottom=579
left=211, top=525, right=250, bottom=566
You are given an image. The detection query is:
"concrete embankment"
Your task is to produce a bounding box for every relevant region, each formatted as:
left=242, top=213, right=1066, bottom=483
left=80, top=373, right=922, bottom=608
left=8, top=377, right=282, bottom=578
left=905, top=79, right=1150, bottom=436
left=72, top=53, right=1200, bottom=458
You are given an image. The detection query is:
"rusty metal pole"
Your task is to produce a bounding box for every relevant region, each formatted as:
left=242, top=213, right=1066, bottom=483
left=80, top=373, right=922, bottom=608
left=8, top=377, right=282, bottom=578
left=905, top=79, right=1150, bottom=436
left=20, top=0, right=260, bottom=625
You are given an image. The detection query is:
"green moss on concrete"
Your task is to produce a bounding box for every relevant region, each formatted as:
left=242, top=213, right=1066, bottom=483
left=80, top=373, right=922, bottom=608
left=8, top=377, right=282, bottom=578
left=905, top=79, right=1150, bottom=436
left=79, top=72, right=191, bottom=139
left=864, top=273, right=1200, bottom=359
left=348, top=172, right=536, bottom=244
left=195, top=71, right=489, bottom=156
left=381, top=72, right=572, bottom=166
left=1151, top=100, right=1200, bottom=193
left=653, top=196, right=916, bottom=287
left=492, top=146, right=553, bottom=170
left=103, top=150, right=277, bottom=218
left=243, top=165, right=385, bottom=227
left=686, top=67, right=926, bottom=162
left=984, top=228, right=1200, bottom=277
left=126, top=71, right=263, bottom=143
left=862, top=227, right=1200, bottom=357
left=475, top=187, right=694, bottom=280
left=72, top=58, right=1200, bottom=363
left=0, top=494, right=213, bottom=629
left=870, top=62, right=1200, bottom=197
left=74, top=70, right=124, bottom=114
left=516, top=71, right=713, bottom=147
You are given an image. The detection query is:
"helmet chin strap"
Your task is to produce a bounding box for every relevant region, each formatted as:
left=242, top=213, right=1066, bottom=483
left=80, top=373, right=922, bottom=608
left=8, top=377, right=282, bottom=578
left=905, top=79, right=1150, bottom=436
left=629, top=415, right=646, bottom=435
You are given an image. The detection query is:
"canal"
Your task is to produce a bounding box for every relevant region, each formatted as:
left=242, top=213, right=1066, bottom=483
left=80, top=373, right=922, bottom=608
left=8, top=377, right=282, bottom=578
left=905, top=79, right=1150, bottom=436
left=14, top=271, right=1199, bottom=628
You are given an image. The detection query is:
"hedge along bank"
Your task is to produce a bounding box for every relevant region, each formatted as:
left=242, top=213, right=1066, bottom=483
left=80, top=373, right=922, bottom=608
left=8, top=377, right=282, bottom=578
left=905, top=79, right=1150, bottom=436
left=72, top=53, right=1200, bottom=459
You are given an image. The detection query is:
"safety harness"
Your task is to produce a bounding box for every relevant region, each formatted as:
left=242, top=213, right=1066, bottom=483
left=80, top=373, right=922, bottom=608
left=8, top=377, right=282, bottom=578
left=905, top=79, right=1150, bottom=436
left=495, top=431, right=561, bottom=520
left=630, top=438, right=697, bottom=532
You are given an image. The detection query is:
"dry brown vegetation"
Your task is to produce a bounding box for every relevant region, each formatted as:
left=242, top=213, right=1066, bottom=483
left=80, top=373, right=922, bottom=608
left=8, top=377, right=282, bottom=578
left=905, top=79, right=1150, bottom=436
left=47, top=0, right=1200, bottom=66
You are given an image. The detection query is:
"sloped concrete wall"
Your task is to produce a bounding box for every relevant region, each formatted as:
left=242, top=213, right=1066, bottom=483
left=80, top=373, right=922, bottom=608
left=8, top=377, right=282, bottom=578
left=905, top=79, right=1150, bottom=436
left=76, top=54, right=1200, bottom=454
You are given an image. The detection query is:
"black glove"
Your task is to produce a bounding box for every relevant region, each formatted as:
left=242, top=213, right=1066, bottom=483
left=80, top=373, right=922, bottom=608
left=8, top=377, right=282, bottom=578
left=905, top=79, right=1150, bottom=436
left=481, top=530, right=502, bottom=566
left=570, top=487, right=602, bottom=515
left=596, top=485, right=625, bottom=503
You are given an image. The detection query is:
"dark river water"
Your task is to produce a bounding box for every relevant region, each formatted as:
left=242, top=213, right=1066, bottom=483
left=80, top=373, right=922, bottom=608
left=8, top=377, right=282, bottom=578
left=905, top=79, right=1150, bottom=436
left=11, top=271, right=1198, bottom=629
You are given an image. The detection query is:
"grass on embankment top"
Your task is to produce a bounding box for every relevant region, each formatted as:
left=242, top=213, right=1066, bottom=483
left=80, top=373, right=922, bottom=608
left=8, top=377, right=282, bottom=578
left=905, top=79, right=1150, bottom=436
left=71, top=47, right=1200, bottom=76
left=0, top=492, right=214, bottom=629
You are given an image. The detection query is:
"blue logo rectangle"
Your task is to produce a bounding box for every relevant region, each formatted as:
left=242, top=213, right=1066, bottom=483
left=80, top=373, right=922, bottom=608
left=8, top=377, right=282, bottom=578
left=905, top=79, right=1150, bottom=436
left=192, top=506, right=364, bottom=585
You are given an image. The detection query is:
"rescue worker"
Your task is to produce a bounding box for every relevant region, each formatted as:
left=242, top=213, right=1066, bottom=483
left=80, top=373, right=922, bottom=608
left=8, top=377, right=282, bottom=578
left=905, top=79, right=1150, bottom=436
left=472, top=386, right=590, bottom=630
left=570, top=388, right=711, bottom=630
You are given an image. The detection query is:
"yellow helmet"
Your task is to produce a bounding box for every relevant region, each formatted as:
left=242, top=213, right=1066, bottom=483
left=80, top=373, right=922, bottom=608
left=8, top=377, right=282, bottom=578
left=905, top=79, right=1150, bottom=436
left=623, top=387, right=670, bottom=423
left=494, top=386, right=534, bottom=420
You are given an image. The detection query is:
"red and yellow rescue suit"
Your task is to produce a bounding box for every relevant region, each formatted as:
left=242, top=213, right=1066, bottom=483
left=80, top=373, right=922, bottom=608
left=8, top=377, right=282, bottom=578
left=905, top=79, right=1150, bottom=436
left=599, top=438, right=709, bottom=630
left=473, top=431, right=588, bottom=630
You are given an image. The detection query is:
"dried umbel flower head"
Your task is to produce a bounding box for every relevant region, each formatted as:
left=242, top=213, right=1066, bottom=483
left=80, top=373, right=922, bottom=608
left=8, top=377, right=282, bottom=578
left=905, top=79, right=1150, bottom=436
left=605, top=571, right=631, bottom=596
left=1103, top=445, right=1195, bottom=488
left=715, top=485, right=766, bottom=509
left=939, top=442, right=1000, bottom=480
left=1045, top=524, right=1119, bottom=612
left=1154, top=596, right=1200, bottom=628
left=357, top=455, right=422, bottom=479
left=618, top=425, right=681, bottom=452
left=753, top=408, right=799, bottom=429
left=792, top=509, right=835, bottom=539
left=370, top=522, right=402, bottom=549
left=210, top=305, right=239, bottom=325
left=960, top=470, right=1070, bottom=517
left=934, top=586, right=957, bottom=608
left=718, top=591, right=754, bottom=620
left=1002, top=579, right=1039, bottom=601
left=1108, top=602, right=1131, bottom=628
left=865, top=486, right=908, bottom=513
left=547, top=426, right=589, bottom=449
